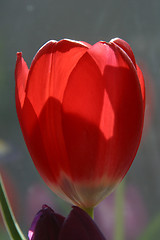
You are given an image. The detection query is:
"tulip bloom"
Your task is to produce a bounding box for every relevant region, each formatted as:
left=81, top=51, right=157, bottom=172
left=28, top=205, right=106, bottom=240
left=15, top=38, right=145, bottom=208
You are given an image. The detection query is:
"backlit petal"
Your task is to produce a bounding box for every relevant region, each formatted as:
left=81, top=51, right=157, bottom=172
left=18, top=40, right=89, bottom=202
left=62, top=41, right=143, bottom=183
left=15, top=52, right=29, bottom=112
left=26, top=39, right=88, bottom=116
left=136, top=64, right=145, bottom=110
left=110, top=38, right=136, bottom=67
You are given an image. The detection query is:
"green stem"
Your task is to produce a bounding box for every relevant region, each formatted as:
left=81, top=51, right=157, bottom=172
left=0, top=174, right=26, bottom=240
left=114, top=180, right=125, bottom=240
left=82, top=207, right=94, bottom=219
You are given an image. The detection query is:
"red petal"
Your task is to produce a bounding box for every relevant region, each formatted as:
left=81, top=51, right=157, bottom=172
left=15, top=53, right=57, bottom=186
left=79, top=40, right=92, bottom=48
left=15, top=52, right=29, bottom=113
left=62, top=52, right=104, bottom=180
left=19, top=39, right=89, bottom=192
left=136, top=64, right=145, bottom=111
left=110, top=38, right=136, bottom=67
left=62, top=41, right=144, bottom=185
left=26, top=39, right=88, bottom=116
left=19, top=97, right=58, bottom=185
left=59, top=206, right=106, bottom=240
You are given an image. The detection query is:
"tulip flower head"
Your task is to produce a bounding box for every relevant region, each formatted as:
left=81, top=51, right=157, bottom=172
left=15, top=38, right=145, bottom=209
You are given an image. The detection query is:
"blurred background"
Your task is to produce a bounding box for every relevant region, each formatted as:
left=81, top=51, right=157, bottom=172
left=0, top=0, right=160, bottom=239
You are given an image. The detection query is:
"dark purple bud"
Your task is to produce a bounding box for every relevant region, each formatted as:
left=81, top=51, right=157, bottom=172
left=59, top=206, right=107, bottom=240
left=28, top=204, right=65, bottom=240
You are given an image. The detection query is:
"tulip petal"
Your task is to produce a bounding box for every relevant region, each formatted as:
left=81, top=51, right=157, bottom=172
left=62, top=51, right=104, bottom=178
left=110, top=38, right=136, bottom=67
left=17, top=40, right=89, bottom=202
left=111, top=38, right=145, bottom=109
left=15, top=52, right=60, bottom=185
left=61, top=51, right=115, bottom=206
left=87, top=41, right=144, bottom=177
left=28, top=205, right=65, bottom=240
left=61, top=40, right=144, bottom=206
left=136, top=64, right=145, bottom=110
left=26, top=39, right=88, bottom=116
left=15, top=52, right=29, bottom=111
left=15, top=56, right=51, bottom=185
left=19, top=97, right=59, bottom=185
left=59, top=206, right=106, bottom=240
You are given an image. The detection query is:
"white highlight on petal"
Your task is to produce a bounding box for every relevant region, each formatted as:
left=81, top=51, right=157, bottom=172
left=109, top=37, right=120, bottom=43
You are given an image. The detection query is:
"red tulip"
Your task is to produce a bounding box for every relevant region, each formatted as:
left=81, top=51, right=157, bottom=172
left=15, top=38, right=145, bottom=208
